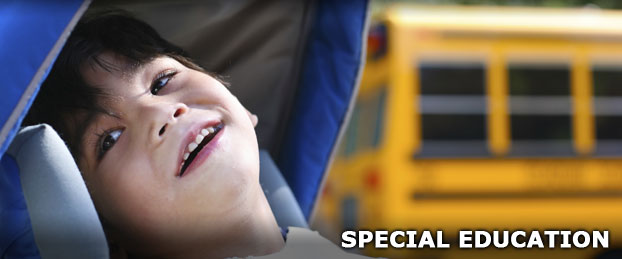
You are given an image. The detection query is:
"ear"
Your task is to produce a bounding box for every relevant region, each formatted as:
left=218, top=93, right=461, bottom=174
left=246, top=109, right=258, bottom=127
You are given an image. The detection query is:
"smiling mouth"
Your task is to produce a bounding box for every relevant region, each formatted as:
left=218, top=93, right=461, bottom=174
left=179, top=123, right=223, bottom=177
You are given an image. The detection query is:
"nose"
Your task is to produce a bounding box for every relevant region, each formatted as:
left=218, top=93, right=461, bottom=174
left=151, top=103, right=188, bottom=139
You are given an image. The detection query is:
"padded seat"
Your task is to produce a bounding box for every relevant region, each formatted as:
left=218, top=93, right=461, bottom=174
left=2, top=124, right=108, bottom=259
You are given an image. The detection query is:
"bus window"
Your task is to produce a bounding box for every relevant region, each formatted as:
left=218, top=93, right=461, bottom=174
left=372, top=89, right=386, bottom=148
left=356, top=87, right=387, bottom=152
left=343, top=87, right=386, bottom=157
left=341, top=195, right=358, bottom=230
left=509, top=64, right=573, bottom=156
left=593, top=66, right=622, bottom=156
left=417, top=62, right=488, bottom=157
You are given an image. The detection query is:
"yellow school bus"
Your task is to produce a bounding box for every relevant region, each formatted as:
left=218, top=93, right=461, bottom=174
left=316, top=5, right=622, bottom=259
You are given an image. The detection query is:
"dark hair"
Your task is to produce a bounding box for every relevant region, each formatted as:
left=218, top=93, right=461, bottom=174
left=23, top=9, right=206, bottom=161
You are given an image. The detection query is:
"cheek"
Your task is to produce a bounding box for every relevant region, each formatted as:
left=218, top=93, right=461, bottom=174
left=185, top=76, right=240, bottom=110
left=90, top=156, right=178, bottom=238
left=183, top=128, right=259, bottom=212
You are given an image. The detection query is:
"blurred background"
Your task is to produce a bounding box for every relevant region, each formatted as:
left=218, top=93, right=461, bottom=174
left=313, top=1, right=622, bottom=258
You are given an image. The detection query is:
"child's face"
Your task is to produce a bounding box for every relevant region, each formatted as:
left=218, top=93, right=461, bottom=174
left=78, top=53, right=262, bottom=254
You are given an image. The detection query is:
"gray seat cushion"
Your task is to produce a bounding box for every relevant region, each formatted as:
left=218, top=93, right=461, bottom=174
left=259, top=150, right=308, bottom=229
left=7, top=124, right=108, bottom=259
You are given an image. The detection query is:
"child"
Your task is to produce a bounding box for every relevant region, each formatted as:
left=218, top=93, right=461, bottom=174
left=25, top=9, right=368, bottom=259
left=24, top=9, right=286, bottom=258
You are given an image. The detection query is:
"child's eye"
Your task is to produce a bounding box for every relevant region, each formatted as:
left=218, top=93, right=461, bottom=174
left=99, top=129, right=123, bottom=155
left=150, top=70, right=177, bottom=95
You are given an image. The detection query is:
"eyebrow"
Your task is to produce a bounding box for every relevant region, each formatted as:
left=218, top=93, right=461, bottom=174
left=139, top=57, right=173, bottom=87
left=88, top=53, right=146, bottom=81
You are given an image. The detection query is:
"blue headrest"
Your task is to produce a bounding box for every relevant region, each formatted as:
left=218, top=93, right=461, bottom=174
left=1, top=151, right=38, bottom=257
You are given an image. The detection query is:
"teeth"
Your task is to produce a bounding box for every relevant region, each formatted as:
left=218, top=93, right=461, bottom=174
left=188, top=142, right=198, bottom=152
left=195, top=134, right=204, bottom=143
left=183, top=125, right=221, bottom=163
left=188, top=127, right=212, bottom=153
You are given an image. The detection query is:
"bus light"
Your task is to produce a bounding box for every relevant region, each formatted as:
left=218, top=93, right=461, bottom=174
left=364, top=167, right=380, bottom=191
left=367, top=23, right=387, bottom=61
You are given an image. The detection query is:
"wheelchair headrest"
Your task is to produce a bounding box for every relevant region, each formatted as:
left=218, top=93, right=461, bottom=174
left=1, top=124, right=108, bottom=258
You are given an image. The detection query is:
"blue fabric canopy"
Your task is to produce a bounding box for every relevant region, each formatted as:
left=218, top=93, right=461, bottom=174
left=0, top=1, right=91, bottom=257
left=0, top=0, right=89, bottom=158
left=279, top=0, right=368, bottom=220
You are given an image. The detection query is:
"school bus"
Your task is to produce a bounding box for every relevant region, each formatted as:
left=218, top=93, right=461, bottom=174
left=315, top=5, right=622, bottom=259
